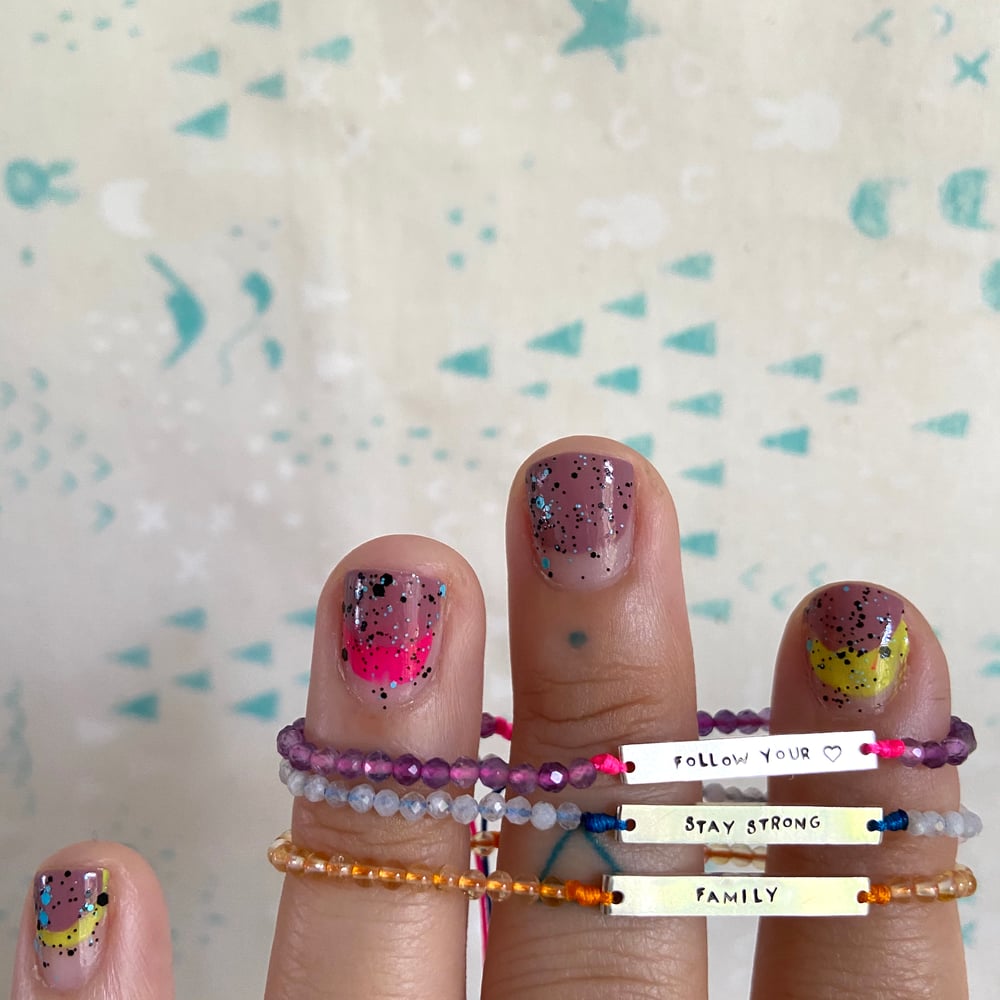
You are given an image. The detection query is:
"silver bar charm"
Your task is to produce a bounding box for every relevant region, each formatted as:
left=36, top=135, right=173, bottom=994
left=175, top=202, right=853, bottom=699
left=620, top=730, right=878, bottom=784
left=617, top=804, right=884, bottom=845
left=602, top=874, right=871, bottom=917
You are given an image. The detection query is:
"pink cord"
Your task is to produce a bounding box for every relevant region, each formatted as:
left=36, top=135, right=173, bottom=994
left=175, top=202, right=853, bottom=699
left=861, top=738, right=906, bottom=758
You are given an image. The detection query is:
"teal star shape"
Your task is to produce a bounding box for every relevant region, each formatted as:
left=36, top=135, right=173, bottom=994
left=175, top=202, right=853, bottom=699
left=560, top=0, right=655, bottom=71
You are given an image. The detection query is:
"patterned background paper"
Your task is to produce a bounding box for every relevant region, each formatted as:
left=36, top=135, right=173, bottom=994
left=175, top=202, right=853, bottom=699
left=0, top=2, right=996, bottom=996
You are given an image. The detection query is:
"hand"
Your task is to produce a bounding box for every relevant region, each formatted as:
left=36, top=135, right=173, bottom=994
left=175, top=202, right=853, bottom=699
left=10, top=436, right=971, bottom=999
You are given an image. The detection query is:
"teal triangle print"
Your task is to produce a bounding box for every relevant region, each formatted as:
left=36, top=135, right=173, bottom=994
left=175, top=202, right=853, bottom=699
left=305, top=36, right=353, bottom=62
left=913, top=411, right=969, bottom=438
left=115, top=693, right=159, bottom=721
left=680, top=531, right=718, bottom=557
left=667, top=253, right=713, bottom=280
left=234, top=689, right=280, bottom=721
left=175, top=103, right=229, bottom=140
left=621, top=433, right=653, bottom=457
left=285, top=608, right=317, bottom=627
left=164, top=607, right=207, bottom=631
left=245, top=73, right=285, bottom=99
left=595, top=366, right=639, bottom=394
left=602, top=292, right=646, bottom=318
left=527, top=320, right=583, bottom=356
left=173, top=48, right=221, bottom=76
left=681, top=460, right=724, bottom=486
left=760, top=426, right=810, bottom=455
left=670, top=391, right=722, bottom=417
left=113, top=645, right=150, bottom=669
left=663, top=322, right=716, bottom=356
left=826, top=386, right=859, bottom=404
left=233, top=1, right=280, bottom=28
left=520, top=381, right=549, bottom=397
left=689, top=598, right=731, bottom=624
left=176, top=669, right=212, bottom=690
left=231, top=641, right=273, bottom=665
left=767, top=353, right=823, bottom=381
left=439, top=346, right=491, bottom=378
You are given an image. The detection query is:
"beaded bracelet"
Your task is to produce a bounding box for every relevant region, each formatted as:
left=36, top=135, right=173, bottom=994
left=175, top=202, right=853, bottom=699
left=279, top=760, right=983, bottom=841
left=267, top=831, right=978, bottom=916
left=276, top=711, right=977, bottom=792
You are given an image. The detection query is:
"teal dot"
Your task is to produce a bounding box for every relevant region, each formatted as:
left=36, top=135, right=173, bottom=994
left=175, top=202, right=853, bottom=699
left=541, top=557, right=551, bottom=570
left=398, top=453, right=411, bottom=466
left=20, top=247, right=34, bottom=266
left=447, top=207, right=463, bottom=225
left=447, top=251, right=466, bottom=270
left=568, top=630, right=588, bottom=648
left=478, top=226, right=497, bottom=243
left=982, top=259, right=1000, bottom=312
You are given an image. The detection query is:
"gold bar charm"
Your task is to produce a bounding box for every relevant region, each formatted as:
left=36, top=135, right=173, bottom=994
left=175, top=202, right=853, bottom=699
left=620, top=730, right=878, bottom=784
left=602, top=874, right=871, bottom=917
left=618, top=804, right=884, bottom=845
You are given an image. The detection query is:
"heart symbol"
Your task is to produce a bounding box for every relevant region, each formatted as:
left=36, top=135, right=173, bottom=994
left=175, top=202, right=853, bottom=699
left=823, top=745, right=842, bottom=762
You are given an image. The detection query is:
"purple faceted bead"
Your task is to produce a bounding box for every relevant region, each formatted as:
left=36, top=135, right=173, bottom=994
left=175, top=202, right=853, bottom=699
left=538, top=762, right=568, bottom=793
left=568, top=758, right=597, bottom=789
left=450, top=756, right=480, bottom=789
left=288, top=740, right=316, bottom=771
left=421, top=757, right=451, bottom=789
left=736, top=709, right=760, bottom=734
left=336, top=749, right=365, bottom=780
left=713, top=710, right=737, bottom=735
left=393, top=753, right=422, bottom=786
left=696, top=711, right=714, bottom=737
left=950, top=718, right=976, bottom=754
left=758, top=707, right=771, bottom=728
left=364, top=750, right=394, bottom=782
left=508, top=763, right=538, bottom=795
left=479, top=755, right=510, bottom=791
left=900, top=737, right=924, bottom=767
left=277, top=724, right=304, bottom=756
left=481, top=713, right=496, bottom=739
left=310, top=748, right=339, bottom=777
left=292, top=717, right=306, bottom=730
left=921, top=741, right=948, bottom=769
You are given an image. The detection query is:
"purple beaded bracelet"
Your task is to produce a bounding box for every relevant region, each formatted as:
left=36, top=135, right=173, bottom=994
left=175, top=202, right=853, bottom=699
left=276, top=710, right=976, bottom=793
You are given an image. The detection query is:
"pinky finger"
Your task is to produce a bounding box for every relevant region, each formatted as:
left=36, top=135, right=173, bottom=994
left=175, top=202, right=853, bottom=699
left=10, top=841, right=174, bottom=999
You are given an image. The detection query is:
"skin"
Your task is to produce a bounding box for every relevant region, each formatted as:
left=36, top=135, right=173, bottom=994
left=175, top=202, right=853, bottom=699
left=9, top=436, right=969, bottom=999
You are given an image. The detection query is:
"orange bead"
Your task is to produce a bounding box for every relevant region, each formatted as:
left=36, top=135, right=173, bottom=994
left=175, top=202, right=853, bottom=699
left=511, top=876, right=540, bottom=902
left=327, top=854, right=353, bottom=879
left=485, top=871, right=513, bottom=902
left=433, top=865, right=462, bottom=892
left=350, top=861, right=377, bottom=886
left=406, top=865, right=434, bottom=891
left=471, top=830, right=499, bottom=857
left=459, top=870, right=487, bottom=900
left=540, top=876, right=566, bottom=906
left=377, top=865, right=408, bottom=890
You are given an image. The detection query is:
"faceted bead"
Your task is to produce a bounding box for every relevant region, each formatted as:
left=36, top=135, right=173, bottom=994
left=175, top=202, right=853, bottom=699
left=942, top=736, right=968, bottom=765
left=310, top=748, right=339, bottom=777
left=426, top=789, right=453, bottom=820
left=479, top=792, right=506, bottom=823
left=961, top=808, right=983, bottom=838
left=421, top=757, right=451, bottom=789
left=512, top=876, right=540, bottom=901
left=378, top=864, right=408, bottom=890
left=508, top=763, right=538, bottom=795
left=288, top=741, right=316, bottom=771
left=568, top=758, right=597, bottom=789
left=291, top=717, right=306, bottom=730
left=363, top=750, right=393, bottom=782
left=479, top=755, right=510, bottom=790
left=450, top=756, right=480, bottom=789
left=480, top=713, right=496, bottom=739
left=393, top=753, right=422, bottom=786
left=744, top=786, right=765, bottom=802
left=927, top=811, right=946, bottom=834
left=556, top=802, right=582, bottom=830
left=399, top=791, right=427, bottom=821
left=337, top=749, right=365, bottom=780
left=505, top=795, right=532, bottom=825
left=347, top=784, right=375, bottom=813
left=696, top=710, right=714, bottom=737
left=538, top=762, right=569, bottom=793
left=736, top=709, right=761, bottom=734
left=703, top=782, right=725, bottom=803
left=900, top=737, right=924, bottom=767
left=486, top=871, right=513, bottom=902
left=530, top=801, right=557, bottom=830
left=373, top=789, right=400, bottom=817
left=324, top=781, right=349, bottom=808
left=713, top=709, right=738, bottom=735
left=268, top=840, right=293, bottom=869
left=450, top=794, right=479, bottom=825
left=303, top=774, right=329, bottom=803
left=286, top=771, right=307, bottom=797
left=908, top=811, right=930, bottom=836
left=951, top=717, right=976, bottom=754
left=276, top=724, right=303, bottom=755
left=471, top=830, right=498, bottom=856
left=459, top=870, right=487, bottom=899
left=433, top=866, right=461, bottom=891
left=406, top=865, right=434, bottom=890
left=539, top=876, right=566, bottom=906
left=921, top=741, right=948, bottom=769
left=278, top=759, right=294, bottom=784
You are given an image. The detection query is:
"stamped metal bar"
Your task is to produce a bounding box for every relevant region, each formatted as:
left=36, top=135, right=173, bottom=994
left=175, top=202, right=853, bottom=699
left=617, top=804, right=884, bottom=845
left=620, top=730, right=878, bottom=784
left=602, top=874, right=871, bottom=917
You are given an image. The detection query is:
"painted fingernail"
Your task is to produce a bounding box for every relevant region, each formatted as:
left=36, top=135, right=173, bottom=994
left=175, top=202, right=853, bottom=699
left=803, top=583, right=909, bottom=713
left=34, top=867, right=110, bottom=991
left=526, top=451, right=635, bottom=589
left=340, top=570, right=446, bottom=710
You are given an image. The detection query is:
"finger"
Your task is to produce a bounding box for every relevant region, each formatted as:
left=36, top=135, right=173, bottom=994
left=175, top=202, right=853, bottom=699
left=10, top=841, right=174, bottom=999
left=483, top=437, right=708, bottom=999
left=265, top=536, right=485, bottom=1000
left=751, top=582, right=969, bottom=999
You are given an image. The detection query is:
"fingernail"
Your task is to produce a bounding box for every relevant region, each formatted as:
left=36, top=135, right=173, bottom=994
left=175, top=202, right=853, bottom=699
left=34, top=867, right=110, bottom=991
left=803, top=583, right=909, bottom=713
left=340, top=570, right=446, bottom=709
left=526, top=451, right=635, bottom=589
